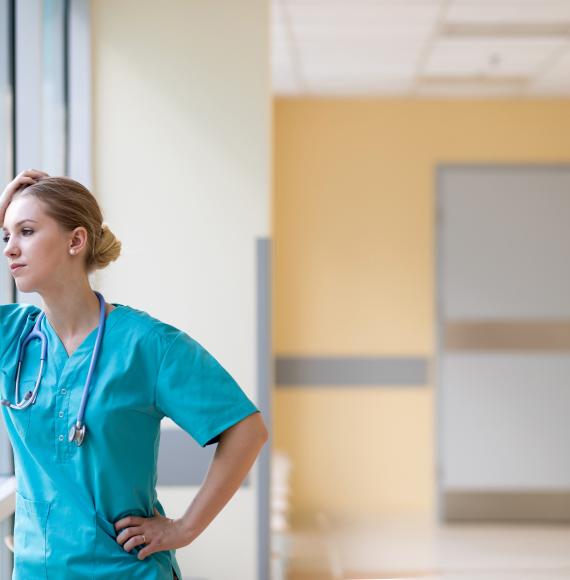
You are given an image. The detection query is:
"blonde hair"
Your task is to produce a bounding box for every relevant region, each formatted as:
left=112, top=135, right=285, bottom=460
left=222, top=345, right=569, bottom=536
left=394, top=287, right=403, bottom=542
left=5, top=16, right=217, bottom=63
left=15, top=176, right=121, bottom=272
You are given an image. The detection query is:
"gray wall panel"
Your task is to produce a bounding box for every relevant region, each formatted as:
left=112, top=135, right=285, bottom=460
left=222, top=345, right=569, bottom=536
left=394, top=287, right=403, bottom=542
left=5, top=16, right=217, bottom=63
left=256, top=238, right=271, bottom=580
left=276, top=356, right=428, bottom=386
left=157, top=429, right=251, bottom=488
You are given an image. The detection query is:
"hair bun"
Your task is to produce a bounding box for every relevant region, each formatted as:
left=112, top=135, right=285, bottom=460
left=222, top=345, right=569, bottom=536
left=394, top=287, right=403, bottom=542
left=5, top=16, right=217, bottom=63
left=93, top=223, right=122, bottom=269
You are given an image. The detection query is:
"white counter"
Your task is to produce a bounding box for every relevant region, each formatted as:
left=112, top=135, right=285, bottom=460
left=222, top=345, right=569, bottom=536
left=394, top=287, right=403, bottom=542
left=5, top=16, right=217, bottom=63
left=0, top=477, right=15, bottom=523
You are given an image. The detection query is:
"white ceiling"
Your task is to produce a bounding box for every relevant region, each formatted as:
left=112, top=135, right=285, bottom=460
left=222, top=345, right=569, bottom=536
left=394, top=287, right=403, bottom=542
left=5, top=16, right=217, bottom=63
left=272, top=0, right=570, bottom=96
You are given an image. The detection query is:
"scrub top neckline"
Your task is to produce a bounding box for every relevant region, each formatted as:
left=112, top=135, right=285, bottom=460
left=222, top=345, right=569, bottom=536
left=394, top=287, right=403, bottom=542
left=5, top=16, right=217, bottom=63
left=41, top=303, right=125, bottom=361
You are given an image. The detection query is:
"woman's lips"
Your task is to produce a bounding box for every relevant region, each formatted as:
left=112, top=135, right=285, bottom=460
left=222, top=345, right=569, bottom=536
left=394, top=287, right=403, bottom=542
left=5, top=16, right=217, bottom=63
left=10, top=264, right=25, bottom=273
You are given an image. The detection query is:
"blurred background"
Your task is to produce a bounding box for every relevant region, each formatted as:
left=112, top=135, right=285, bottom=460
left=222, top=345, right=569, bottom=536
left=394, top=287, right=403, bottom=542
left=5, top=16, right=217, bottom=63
left=2, top=1, right=570, bottom=579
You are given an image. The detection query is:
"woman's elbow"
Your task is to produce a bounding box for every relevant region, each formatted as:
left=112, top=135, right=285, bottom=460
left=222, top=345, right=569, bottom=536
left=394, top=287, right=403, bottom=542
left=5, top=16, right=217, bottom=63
left=251, top=411, right=269, bottom=444
left=222, top=411, right=269, bottom=446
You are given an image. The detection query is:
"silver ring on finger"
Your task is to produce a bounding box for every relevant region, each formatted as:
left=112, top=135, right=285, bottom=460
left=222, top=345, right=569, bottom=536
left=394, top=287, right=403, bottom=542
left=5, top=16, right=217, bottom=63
left=141, top=534, right=146, bottom=544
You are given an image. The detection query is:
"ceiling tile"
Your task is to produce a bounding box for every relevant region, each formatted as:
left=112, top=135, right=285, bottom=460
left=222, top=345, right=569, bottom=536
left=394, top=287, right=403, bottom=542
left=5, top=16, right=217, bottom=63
left=300, top=47, right=420, bottom=76
left=307, top=76, right=413, bottom=96
left=286, top=2, right=441, bottom=29
left=416, top=80, right=528, bottom=97
left=447, top=1, right=570, bottom=23
left=451, top=0, right=566, bottom=5
left=425, top=37, right=564, bottom=77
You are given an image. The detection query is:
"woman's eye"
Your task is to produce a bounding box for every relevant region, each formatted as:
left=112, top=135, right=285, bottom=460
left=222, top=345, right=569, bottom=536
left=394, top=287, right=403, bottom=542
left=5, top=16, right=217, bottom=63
left=2, top=229, right=33, bottom=242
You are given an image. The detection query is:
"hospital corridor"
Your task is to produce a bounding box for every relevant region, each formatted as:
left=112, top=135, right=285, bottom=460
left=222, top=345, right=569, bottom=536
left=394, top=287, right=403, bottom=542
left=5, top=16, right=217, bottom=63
left=2, top=0, right=570, bottom=579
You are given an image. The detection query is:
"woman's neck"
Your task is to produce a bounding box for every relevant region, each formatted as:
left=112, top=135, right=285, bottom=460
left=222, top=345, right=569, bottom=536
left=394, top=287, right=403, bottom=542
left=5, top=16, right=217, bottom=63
left=39, top=279, right=105, bottom=343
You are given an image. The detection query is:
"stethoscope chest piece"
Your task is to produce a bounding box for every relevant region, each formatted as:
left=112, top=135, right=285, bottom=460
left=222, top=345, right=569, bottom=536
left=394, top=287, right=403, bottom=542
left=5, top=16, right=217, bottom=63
left=68, top=423, right=86, bottom=446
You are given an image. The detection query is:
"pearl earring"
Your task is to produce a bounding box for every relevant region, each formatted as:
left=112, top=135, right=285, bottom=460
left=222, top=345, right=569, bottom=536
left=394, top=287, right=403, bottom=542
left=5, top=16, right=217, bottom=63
left=70, top=249, right=76, bottom=255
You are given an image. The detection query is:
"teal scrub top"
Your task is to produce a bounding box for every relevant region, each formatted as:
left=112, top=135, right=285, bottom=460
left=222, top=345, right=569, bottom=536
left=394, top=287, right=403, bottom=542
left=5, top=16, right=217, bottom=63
left=0, top=302, right=260, bottom=579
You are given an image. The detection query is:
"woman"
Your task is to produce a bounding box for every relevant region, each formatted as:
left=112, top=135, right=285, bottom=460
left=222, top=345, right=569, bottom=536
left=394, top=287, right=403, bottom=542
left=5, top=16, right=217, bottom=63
left=0, top=169, right=268, bottom=579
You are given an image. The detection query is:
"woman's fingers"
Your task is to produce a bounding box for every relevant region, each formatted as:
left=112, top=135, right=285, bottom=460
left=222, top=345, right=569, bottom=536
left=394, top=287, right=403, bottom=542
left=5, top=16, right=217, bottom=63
left=0, top=169, right=49, bottom=224
left=137, top=542, right=155, bottom=561
left=124, top=534, right=147, bottom=553
left=20, top=169, right=48, bottom=178
left=3, top=172, right=43, bottom=197
left=14, top=169, right=48, bottom=187
left=116, top=524, right=144, bottom=545
left=15, top=176, right=35, bottom=186
left=117, top=526, right=146, bottom=551
left=114, top=510, right=183, bottom=560
left=114, top=515, right=145, bottom=534
left=12, top=169, right=48, bottom=188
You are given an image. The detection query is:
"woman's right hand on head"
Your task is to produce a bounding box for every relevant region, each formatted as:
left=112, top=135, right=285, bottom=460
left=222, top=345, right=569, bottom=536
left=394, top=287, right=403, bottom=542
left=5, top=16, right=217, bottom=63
left=1, top=169, right=49, bottom=225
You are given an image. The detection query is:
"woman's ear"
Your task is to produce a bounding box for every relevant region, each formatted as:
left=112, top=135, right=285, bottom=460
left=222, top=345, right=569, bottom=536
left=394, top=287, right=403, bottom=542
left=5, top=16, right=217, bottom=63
left=69, top=226, right=89, bottom=256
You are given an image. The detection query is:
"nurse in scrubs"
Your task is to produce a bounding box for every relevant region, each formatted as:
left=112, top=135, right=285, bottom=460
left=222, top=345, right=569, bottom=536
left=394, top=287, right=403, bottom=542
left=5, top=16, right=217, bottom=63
left=0, top=169, right=269, bottom=579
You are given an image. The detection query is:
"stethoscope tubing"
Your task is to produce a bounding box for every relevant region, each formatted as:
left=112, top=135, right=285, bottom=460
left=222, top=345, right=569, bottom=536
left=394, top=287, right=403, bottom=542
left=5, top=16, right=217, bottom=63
left=11, top=312, right=48, bottom=410
left=1, top=291, right=107, bottom=446
left=75, top=292, right=107, bottom=428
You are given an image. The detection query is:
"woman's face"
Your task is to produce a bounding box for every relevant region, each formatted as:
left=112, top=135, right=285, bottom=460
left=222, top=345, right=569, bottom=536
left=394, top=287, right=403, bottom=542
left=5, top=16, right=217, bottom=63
left=2, top=195, right=73, bottom=294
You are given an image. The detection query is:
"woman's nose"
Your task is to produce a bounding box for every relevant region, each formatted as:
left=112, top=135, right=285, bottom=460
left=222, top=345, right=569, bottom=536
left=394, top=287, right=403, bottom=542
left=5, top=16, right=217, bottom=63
left=3, top=237, right=20, bottom=258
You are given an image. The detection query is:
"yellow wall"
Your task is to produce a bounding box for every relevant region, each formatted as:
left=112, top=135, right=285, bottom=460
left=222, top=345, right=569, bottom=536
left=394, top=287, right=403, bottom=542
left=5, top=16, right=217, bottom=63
left=273, top=99, right=570, bottom=524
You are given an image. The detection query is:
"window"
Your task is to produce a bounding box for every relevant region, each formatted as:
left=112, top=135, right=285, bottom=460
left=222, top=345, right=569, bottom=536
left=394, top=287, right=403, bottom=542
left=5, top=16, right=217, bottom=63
left=0, top=0, right=13, bottom=575
left=0, top=2, right=90, bottom=576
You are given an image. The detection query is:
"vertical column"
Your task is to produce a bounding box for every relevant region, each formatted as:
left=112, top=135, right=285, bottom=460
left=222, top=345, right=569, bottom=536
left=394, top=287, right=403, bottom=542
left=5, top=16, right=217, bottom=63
left=67, top=0, right=91, bottom=187
left=0, top=0, right=14, bottom=577
left=15, top=0, right=42, bottom=173
left=257, top=238, right=272, bottom=580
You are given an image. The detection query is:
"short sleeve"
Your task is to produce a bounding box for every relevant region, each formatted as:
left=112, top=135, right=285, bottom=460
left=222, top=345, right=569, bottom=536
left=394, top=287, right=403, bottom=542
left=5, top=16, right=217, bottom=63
left=155, top=331, right=260, bottom=447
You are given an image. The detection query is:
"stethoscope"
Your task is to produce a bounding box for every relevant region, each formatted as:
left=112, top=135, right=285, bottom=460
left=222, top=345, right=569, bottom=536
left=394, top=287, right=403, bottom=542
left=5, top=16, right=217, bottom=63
left=0, top=291, right=107, bottom=446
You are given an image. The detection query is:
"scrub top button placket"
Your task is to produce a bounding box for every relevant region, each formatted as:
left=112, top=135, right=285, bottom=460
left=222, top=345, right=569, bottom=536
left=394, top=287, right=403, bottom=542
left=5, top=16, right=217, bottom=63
left=56, top=355, right=92, bottom=462
left=56, top=389, right=68, bottom=425
left=56, top=381, right=71, bottom=456
left=55, top=373, right=77, bottom=463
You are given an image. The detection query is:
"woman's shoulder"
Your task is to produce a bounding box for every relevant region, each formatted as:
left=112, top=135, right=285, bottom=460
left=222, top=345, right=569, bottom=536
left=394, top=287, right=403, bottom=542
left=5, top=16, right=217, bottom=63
left=111, top=303, right=186, bottom=347
left=0, top=302, right=41, bottom=325
left=0, top=303, right=41, bottom=361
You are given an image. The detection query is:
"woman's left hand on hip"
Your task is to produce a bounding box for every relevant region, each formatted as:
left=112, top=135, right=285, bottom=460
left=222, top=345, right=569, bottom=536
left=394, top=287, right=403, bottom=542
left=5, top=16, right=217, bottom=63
left=114, top=508, right=189, bottom=560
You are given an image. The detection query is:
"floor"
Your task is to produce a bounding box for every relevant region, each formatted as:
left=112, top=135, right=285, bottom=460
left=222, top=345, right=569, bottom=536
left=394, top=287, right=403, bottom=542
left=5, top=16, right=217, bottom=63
left=278, top=514, right=570, bottom=580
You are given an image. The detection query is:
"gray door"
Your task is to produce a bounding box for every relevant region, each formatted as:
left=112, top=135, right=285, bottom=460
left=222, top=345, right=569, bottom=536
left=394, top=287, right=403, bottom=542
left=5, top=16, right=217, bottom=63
left=437, top=165, right=570, bottom=522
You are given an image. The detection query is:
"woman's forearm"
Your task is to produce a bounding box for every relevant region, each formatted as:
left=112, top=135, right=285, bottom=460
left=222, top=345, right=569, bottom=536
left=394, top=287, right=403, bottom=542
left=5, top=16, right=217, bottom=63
left=178, top=412, right=268, bottom=544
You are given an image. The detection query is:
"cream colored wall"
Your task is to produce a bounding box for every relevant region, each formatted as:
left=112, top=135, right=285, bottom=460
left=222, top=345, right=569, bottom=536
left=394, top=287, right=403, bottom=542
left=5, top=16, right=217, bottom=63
left=273, top=99, right=570, bottom=524
left=92, top=1, right=269, bottom=578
